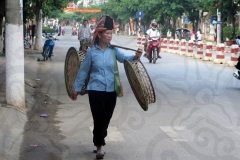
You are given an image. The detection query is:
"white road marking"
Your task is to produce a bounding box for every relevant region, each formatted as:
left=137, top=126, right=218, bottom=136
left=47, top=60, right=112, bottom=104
left=160, top=126, right=204, bottom=142
left=89, top=126, right=125, bottom=142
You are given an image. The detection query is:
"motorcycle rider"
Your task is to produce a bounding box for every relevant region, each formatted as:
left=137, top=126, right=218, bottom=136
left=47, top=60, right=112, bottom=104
left=144, top=22, right=161, bottom=59
left=72, top=25, right=77, bottom=36
left=78, top=19, right=91, bottom=51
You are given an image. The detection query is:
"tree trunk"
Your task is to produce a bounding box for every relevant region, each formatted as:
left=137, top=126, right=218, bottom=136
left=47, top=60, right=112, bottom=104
left=173, top=18, right=176, bottom=39
left=0, top=15, right=3, bottom=54
left=0, top=0, right=4, bottom=53
left=232, top=14, right=236, bottom=39
left=34, top=7, right=42, bottom=50
left=5, top=0, right=25, bottom=109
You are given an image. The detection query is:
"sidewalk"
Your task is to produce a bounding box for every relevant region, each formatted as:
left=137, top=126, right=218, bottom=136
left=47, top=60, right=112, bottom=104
left=0, top=50, right=42, bottom=159
left=0, top=54, right=6, bottom=94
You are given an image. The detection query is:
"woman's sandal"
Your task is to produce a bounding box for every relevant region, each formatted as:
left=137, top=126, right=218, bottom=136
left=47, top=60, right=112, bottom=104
left=96, top=149, right=106, bottom=159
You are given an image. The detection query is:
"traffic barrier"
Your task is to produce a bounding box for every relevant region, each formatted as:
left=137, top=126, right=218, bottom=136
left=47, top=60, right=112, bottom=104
left=174, top=39, right=180, bottom=54
left=159, top=38, right=163, bottom=51
left=168, top=38, right=174, bottom=53
left=203, top=42, right=214, bottom=61
left=141, top=37, right=146, bottom=49
left=179, top=39, right=186, bottom=55
left=228, top=44, right=239, bottom=67
left=224, top=46, right=231, bottom=54
left=163, top=40, right=240, bottom=68
left=213, top=43, right=226, bottom=64
left=186, top=40, right=194, bottom=57
left=161, top=38, right=167, bottom=52
left=137, top=37, right=142, bottom=47
left=195, top=41, right=204, bottom=59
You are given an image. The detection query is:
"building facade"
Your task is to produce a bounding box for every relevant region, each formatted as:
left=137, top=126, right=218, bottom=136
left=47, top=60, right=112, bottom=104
left=82, top=0, right=108, bottom=7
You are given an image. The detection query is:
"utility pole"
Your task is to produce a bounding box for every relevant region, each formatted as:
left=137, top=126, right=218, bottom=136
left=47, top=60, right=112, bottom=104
left=217, top=9, right=221, bottom=44
left=5, top=0, right=25, bottom=109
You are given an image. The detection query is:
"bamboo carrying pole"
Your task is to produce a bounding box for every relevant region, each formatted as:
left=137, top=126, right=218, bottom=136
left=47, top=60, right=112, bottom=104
left=110, top=44, right=139, bottom=52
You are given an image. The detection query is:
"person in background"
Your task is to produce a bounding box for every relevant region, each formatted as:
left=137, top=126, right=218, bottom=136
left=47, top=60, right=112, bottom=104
left=167, top=29, right=172, bottom=39
left=90, top=25, right=95, bottom=41
left=32, top=23, right=36, bottom=43
left=78, top=19, right=91, bottom=51
left=190, top=30, right=195, bottom=41
left=196, top=29, right=202, bottom=41
left=61, top=24, right=65, bottom=35
left=236, top=35, right=240, bottom=46
left=116, top=27, right=119, bottom=35
left=58, top=24, right=62, bottom=36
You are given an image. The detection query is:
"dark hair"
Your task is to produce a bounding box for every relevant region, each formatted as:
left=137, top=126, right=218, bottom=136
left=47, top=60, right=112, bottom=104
left=94, top=31, right=103, bottom=45
left=83, top=19, right=88, bottom=23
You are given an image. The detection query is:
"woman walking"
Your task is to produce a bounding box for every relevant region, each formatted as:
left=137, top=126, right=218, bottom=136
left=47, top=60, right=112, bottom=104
left=71, top=15, right=142, bottom=159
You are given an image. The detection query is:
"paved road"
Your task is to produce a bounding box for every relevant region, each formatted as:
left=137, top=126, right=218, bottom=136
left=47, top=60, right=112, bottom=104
left=2, top=26, right=240, bottom=160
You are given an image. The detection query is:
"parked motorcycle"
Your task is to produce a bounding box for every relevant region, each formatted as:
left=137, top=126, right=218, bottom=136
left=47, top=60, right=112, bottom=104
left=42, top=34, right=59, bottom=61
left=24, top=37, right=30, bottom=49
left=147, top=37, right=160, bottom=64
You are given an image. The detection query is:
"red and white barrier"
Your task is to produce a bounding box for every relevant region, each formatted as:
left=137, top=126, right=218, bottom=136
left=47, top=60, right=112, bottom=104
left=137, top=37, right=142, bottom=47
left=159, top=38, right=163, bottom=51
left=179, top=39, right=186, bottom=55
left=168, top=38, right=174, bottom=53
left=141, top=37, right=146, bottom=49
left=186, top=40, right=194, bottom=57
left=195, top=41, right=204, bottom=59
left=174, top=39, right=179, bottom=54
left=203, top=42, right=213, bottom=61
left=213, top=43, right=226, bottom=64
left=161, top=38, right=168, bottom=52
left=228, top=44, right=239, bottom=66
left=162, top=39, right=240, bottom=68
left=137, top=36, right=146, bottom=48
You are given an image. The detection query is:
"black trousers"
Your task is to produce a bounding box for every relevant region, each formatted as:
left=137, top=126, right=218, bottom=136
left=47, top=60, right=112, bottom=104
left=79, top=40, right=83, bottom=51
left=88, top=90, right=117, bottom=146
left=236, top=56, right=240, bottom=70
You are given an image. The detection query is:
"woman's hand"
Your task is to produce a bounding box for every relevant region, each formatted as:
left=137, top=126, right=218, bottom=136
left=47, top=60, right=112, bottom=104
left=71, top=91, right=78, bottom=101
left=134, top=48, right=143, bottom=59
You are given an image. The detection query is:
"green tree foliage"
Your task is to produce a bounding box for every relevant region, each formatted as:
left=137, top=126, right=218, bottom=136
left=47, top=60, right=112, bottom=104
left=201, top=0, right=240, bottom=39
left=101, top=0, right=204, bottom=30
left=23, top=0, right=240, bottom=38
left=24, top=0, right=78, bottom=20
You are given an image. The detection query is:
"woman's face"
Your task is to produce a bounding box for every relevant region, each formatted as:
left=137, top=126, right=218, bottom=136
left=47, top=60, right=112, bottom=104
left=99, top=30, right=112, bottom=44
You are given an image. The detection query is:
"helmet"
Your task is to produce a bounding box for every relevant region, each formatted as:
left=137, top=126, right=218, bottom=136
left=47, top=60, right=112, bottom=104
left=151, top=22, right=157, bottom=28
